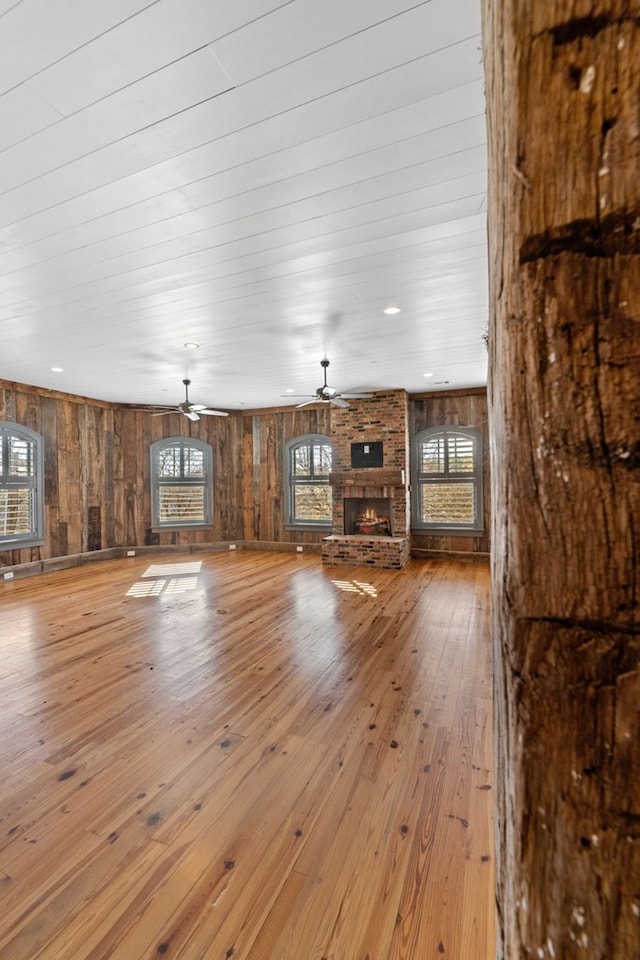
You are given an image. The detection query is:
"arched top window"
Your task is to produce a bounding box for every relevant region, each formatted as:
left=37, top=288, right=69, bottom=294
left=0, top=422, right=45, bottom=547
left=150, top=437, right=213, bottom=529
left=411, top=426, right=483, bottom=535
left=284, top=434, right=332, bottom=529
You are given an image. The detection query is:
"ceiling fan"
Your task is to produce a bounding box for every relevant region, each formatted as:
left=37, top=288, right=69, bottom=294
left=284, top=359, right=373, bottom=409
left=147, top=379, right=229, bottom=420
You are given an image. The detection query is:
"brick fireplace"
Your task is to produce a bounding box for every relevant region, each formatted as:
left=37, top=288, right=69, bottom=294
left=322, top=390, right=410, bottom=570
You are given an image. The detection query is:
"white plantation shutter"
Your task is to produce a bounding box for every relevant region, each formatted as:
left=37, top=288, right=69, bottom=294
left=422, top=435, right=445, bottom=473
left=0, top=488, right=34, bottom=536
left=158, top=486, right=206, bottom=523
left=293, top=484, right=332, bottom=521
left=447, top=434, right=475, bottom=473
left=422, top=482, right=476, bottom=525
left=8, top=436, right=33, bottom=475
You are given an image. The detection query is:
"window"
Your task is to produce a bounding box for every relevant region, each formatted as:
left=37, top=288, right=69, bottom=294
left=150, top=437, right=213, bottom=528
left=0, top=422, right=44, bottom=547
left=285, top=434, right=332, bottom=528
left=411, top=427, right=483, bottom=534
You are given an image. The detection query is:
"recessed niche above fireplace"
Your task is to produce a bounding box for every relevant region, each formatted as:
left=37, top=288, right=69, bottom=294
left=344, top=497, right=393, bottom=536
left=351, top=441, right=383, bottom=468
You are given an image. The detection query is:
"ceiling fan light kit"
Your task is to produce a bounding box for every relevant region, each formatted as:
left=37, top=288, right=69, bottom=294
left=283, top=359, right=373, bottom=409
left=147, top=379, right=229, bottom=419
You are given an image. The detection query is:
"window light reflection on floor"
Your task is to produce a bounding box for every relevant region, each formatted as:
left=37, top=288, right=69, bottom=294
left=125, top=562, right=204, bottom=596
left=142, top=562, right=202, bottom=578
left=164, top=576, right=199, bottom=594
left=127, top=580, right=165, bottom=597
left=126, top=574, right=201, bottom=597
left=331, top=579, right=378, bottom=598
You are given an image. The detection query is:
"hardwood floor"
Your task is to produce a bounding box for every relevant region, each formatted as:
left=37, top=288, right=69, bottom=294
left=0, top=551, right=494, bottom=960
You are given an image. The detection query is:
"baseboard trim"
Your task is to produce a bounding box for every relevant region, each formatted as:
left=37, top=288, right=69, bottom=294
left=410, top=548, right=490, bottom=562
left=1, top=541, right=485, bottom=582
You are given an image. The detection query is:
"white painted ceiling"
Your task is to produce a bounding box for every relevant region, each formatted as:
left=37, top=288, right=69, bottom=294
left=0, top=0, right=487, bottom=411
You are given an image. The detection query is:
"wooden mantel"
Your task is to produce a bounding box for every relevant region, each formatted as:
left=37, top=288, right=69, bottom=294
left=329, top=469, right=405, bottom=487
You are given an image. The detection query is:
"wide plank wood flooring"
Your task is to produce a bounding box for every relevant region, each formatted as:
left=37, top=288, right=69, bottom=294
left=0, top=551, right=494, bottom=959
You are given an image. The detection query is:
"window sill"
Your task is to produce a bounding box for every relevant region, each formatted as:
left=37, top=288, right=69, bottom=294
left=151, top=524, right=214, bottom=533
left=411, top=527, right=485, bottom=538
left=284, top=523, right=332, bottom=532
left=0, top=537, right=45, bottom=548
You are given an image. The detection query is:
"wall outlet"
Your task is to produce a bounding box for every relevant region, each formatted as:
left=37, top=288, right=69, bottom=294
left=296, top=546, right=303, bottom=552
left=3, top=571, right=14, bottom=580
left=126, top=550, right=136, bottom=556
left=229, top=543, right=237, bottom=550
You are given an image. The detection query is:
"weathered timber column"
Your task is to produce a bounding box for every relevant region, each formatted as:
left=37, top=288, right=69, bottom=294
left=482, top=3, right=640, bottom=958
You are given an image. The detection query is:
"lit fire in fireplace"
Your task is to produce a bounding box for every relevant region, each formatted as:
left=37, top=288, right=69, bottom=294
left=353, top=506, right=392, bottom=536
left=344, top=497, right=394, bottom=536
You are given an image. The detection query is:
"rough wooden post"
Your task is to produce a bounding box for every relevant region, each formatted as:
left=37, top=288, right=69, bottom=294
left=482, top=3, right=640, bottom=957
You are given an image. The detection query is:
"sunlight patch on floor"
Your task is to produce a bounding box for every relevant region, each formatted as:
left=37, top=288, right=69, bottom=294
left=142, top=562, right=202, bottom=577
left=127, top=580, right=165, bottom=597
left=164, top=576, right=199, bottom=594
left=127, top=561, right=203, bottom=597
left=331, top=579, right=378, bottom=598
left=127, top=575, right=201, bottom=597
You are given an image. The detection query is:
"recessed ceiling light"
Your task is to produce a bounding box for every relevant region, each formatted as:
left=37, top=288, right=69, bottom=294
left=383, top=306, right=401, bottom=315
left=285, top=389, right=294, bottom=394
left=184, top=342, right=199, bottom=350
left=51, top=367, right=63, bottom=372
left=423, top=372, right=433, bottom=378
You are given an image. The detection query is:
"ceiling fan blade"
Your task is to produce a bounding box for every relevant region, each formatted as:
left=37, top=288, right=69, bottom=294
left=150, top=410, right=175, bottom=417
left=190, top=403, right=208, bottom=411
left=199, top=409, right=229, bottom=417
left=340, top=393, right=373, bottom=399
left=186, top=410, right=200, bottom=421
left=330, top=397, right=350, bottom=408
left=295, top=398, right=326, bottom=408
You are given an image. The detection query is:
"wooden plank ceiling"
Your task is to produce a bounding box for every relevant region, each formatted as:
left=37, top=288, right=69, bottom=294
left=0, top=0, right=487, bottom=411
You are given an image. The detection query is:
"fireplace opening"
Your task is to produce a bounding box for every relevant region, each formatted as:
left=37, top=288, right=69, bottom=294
left=344, top=498, right=393, bottom=536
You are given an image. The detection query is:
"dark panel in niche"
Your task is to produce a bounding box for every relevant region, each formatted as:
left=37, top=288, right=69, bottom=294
left=351, top=441, right=383, bottom=468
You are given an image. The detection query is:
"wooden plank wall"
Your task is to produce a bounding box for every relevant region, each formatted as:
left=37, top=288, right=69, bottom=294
left=0, top=381, right=245, bottom=566
left=241, top=405, right=332, bottom=544
left=0, top=381, right=490, bottom=565
left=409, top=388, right=491, bottom=554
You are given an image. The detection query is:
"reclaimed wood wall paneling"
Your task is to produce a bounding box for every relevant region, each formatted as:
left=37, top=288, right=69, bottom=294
left=409, top=391, right=490, bottom=554
left=0, top=384, right=245, bottom=564
left=241, top=407, right=333, bottom=544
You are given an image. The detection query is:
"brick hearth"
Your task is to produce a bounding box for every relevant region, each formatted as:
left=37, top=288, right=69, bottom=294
left=322, top=534, right=410, bottom=569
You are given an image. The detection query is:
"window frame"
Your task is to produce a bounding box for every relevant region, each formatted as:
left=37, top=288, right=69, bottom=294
left=284, top=434, right=333, bottom=530
left=411, top=426, right=484, bottom=536
left=0, top=422, right=45, bottom=548
left=150, top=436, right=213, bottom=530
